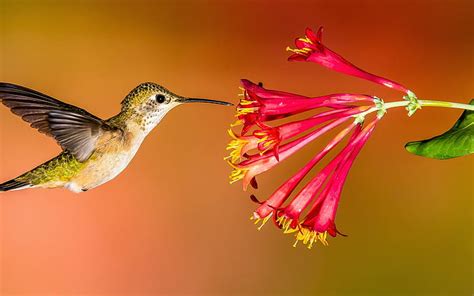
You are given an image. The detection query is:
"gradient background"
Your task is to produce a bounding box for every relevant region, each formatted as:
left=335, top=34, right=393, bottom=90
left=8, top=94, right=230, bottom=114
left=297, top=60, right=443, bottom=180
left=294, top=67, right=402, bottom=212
left=0, top=0, right=473, bottom=295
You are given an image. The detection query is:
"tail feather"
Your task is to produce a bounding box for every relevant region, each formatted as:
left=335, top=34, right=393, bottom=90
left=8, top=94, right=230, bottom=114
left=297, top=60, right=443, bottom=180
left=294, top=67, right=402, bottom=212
left=0, top=179, right=31, bottom=192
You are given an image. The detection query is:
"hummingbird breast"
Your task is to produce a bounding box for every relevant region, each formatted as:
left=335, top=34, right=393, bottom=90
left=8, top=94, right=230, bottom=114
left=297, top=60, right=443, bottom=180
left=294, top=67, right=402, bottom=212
left=65, top=127, right=146, bottom=192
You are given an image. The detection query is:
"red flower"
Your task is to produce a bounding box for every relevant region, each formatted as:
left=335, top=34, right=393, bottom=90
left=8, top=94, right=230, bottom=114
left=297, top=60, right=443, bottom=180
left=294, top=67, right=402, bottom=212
left=287, top=27, right=411, bottom=94
left=279, top=119, right=378, bottom=248
left=227, top=80, right=381, bottom=249
left=252, top=122, right=358, bottom=224
left=234, top=79, right=373, bottom=134
left=227, top=26, right=416, bottom=249
left=227, top=80, right=373, bottom=190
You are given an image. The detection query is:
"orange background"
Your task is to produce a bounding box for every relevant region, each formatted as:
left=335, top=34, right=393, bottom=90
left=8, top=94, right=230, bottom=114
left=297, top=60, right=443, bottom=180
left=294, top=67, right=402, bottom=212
left=0, top=0, right=473, bottom=295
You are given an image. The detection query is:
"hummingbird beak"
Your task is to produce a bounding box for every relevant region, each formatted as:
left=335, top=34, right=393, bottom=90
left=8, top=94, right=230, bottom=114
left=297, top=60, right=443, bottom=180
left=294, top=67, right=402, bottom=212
left=179, top=97, right=233, bottom=106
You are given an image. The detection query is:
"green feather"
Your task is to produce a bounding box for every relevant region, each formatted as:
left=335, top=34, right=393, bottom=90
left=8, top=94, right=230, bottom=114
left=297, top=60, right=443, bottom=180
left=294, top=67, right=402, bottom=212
left=17, top=153, right=85, bottom=185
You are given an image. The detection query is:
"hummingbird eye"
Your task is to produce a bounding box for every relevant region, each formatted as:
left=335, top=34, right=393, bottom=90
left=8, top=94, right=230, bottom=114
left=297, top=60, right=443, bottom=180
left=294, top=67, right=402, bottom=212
left=155, top=94, right=166, bottom=103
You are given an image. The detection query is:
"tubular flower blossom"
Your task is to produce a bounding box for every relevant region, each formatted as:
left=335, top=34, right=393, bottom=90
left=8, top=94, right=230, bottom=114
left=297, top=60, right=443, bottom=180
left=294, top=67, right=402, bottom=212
left=234, top=79, right=374, bottom=134
left=226, top=26, right=417, bottom=249
left=287, top=27, right=411, bottom=95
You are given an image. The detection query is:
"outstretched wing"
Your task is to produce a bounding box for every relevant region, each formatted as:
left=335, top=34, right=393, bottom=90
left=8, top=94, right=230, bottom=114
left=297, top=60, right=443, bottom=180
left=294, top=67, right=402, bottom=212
left=0, top=83, right=116, bottom=161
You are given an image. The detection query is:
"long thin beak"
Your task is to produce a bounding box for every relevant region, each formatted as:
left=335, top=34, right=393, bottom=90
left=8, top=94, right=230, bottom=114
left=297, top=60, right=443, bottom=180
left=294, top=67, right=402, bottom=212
left=180, top=97, right=233, bottom=106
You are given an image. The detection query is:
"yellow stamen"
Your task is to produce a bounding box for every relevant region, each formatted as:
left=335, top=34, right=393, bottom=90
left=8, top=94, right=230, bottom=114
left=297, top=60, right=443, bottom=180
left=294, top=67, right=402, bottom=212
left=259, top=139, right=277, bottom=156
left=254, top=131, right=278, bottom=155
left=276, top=215, right=299, bottom=234
left=297, top=36, right=313, bottom=44
left=237, top=87, right=246, bottom=98
left=285, top=34, right=314, bottom=57
left=235, top=106, right=258, bottom=117
left=239, top=99, right=256, bottom=106
left=231, top=88, right=255, bottom=121
left=250, top=212, right=273, bottom=231
left=225, top=129, right=249, bottom=163
left=263, top=215, right=332, bottom=249
left=230, top=120, right=243, bottom=127
left=293, top=239, right=299, bottom=248
left=308, top=233, right=316, bottom=249
left=227, top=128, right=241, bottom=141
left=286, top=46, right=312, bottom=56
left=226, top=160, right=248, bottom=184
left=294, top=227, right=330, bottom=249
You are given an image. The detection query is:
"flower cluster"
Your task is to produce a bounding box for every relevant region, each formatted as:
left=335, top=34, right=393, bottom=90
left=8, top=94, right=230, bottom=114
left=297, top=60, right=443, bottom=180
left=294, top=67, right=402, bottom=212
left=226, top=27, right=415, bottom=249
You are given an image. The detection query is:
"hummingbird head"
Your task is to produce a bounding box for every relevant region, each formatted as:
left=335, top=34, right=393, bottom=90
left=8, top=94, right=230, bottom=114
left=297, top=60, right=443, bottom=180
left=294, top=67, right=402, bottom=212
left=120, top=82, right=232, bottom=133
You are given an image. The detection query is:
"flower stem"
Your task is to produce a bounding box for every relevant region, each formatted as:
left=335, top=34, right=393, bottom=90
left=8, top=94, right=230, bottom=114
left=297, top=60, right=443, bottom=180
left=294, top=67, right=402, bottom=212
left=358, top=99, right=474, bottom=119
left=418, top=100, right=474, bottom=111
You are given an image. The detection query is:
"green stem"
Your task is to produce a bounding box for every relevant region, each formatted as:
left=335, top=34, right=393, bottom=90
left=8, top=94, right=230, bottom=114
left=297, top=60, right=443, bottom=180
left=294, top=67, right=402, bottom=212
left=358, top=99, right=474, bottom=118
left=418, top=100, right=474, bottom=111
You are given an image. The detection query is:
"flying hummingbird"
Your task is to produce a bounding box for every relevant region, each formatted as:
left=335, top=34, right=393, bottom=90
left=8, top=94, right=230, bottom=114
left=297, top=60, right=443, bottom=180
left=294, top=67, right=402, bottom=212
left=0, top=82, right=232, bottom=193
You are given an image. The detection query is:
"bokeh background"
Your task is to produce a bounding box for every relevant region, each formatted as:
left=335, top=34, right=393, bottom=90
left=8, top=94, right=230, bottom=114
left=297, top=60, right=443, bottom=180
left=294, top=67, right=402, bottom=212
left=1, top=0, right=473, bottom=295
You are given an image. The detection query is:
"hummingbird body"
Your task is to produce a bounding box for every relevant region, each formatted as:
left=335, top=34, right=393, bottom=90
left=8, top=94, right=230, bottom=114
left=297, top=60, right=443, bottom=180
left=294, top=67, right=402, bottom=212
left=0, top=82, right=231, bottom=193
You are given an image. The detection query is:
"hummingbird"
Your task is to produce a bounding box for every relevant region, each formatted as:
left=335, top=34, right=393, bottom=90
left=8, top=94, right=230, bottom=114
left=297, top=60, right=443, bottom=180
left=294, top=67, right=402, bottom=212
left=0, top=82, right=232, bottom=193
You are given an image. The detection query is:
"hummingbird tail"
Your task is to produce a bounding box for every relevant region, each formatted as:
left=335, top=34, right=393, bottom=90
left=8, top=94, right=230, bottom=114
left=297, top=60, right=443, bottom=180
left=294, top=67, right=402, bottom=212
left=0, top=178, right=32, bottom=192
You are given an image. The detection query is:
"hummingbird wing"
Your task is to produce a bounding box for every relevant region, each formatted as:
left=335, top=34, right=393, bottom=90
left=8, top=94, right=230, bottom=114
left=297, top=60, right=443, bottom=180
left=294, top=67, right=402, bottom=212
left=0, top=83, right=118, bottom=162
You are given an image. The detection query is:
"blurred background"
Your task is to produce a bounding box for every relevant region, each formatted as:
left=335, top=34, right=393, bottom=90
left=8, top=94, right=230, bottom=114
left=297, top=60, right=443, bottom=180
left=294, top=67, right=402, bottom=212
left=0, top=0, right=472, bottom=295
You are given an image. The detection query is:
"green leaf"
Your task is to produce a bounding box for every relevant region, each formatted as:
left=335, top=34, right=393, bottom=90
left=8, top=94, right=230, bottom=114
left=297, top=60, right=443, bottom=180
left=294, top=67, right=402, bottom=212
left=405, top=100, right=474, bottom=160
